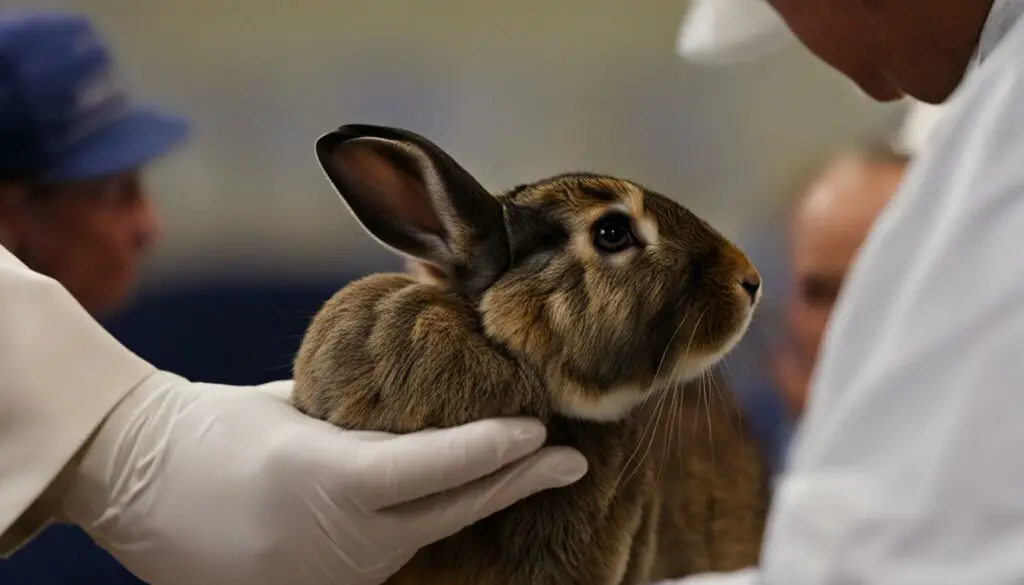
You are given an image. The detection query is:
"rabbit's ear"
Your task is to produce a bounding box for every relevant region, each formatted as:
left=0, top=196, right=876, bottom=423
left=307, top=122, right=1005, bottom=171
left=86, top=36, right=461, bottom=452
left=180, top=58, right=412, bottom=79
left=316, top=124, right=510, bottom=295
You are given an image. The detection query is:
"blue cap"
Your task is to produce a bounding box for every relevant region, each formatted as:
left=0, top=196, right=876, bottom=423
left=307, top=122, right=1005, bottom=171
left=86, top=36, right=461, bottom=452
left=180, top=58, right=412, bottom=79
left=0, top=9, right=190, bottom=181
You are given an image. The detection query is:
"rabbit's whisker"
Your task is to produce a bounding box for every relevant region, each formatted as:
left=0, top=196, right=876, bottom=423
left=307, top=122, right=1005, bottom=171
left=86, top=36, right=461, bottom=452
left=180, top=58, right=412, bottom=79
left=665, top=352, right=690, bottom=483
left=652, top=308, right=691, bottom=384
left=620, top=377, right=671, bottom=489
left=614, top=302, right=700, bottom=491
left=657, top=376, right=681, bottom=486
left=713, top=362, right=745, bottom=440
left=616, top=377, right=670, bottom=491
left=700, top=370, right=716, bottom=481
left=648, top=308, right=707, bottom=487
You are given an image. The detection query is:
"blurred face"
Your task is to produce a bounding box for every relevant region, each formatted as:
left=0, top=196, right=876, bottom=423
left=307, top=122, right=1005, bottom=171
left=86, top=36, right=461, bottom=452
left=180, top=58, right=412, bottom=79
left=0, top=170, right=162, bottom=315
left=775, top=154, right=905, bottom=413
left=768, top=0, right=996, bottom=103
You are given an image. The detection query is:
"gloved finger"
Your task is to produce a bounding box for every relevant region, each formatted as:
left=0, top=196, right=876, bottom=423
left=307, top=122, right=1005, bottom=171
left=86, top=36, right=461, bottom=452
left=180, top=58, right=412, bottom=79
left=355, top=417, right=551, bottom=509
left=386, top=446, right=588, bottom=547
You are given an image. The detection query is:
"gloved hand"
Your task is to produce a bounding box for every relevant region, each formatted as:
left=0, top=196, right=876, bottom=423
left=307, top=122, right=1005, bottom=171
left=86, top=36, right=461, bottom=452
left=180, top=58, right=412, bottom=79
left=60, top=370, right=588, bottom=585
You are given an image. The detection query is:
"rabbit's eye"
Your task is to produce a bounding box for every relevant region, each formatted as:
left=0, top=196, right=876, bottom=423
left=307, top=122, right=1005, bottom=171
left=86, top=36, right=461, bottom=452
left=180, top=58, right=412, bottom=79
left=592, top=212, right=636, bottom=254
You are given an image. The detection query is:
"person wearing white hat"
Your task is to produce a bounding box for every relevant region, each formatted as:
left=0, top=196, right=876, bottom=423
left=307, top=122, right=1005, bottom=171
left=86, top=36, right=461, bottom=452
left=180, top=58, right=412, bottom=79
left=676, top=0, right=793, bottom=64
left=660, top=1, right=1024, bottom=584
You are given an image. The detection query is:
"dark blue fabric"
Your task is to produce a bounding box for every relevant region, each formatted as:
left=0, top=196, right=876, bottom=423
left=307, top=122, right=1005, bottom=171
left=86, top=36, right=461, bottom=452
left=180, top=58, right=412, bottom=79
left=0, top=9, right=189, bottom=180
left=0, top=525, right=135, bottom=584
left=732, top=377, right=795, bottom=478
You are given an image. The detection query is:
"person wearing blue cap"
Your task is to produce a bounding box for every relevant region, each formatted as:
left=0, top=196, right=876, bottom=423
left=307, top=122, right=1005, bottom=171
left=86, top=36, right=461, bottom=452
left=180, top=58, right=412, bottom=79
left=0, top=9, right=190, bottom=315
left=661, top=1, right=1024, bottom=584
left=0, top=10, right=588, bottom=585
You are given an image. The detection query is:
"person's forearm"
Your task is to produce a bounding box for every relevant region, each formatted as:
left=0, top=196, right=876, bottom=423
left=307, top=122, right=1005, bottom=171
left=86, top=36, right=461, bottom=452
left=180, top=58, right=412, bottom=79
left=0, top=245, right=155, bottom=555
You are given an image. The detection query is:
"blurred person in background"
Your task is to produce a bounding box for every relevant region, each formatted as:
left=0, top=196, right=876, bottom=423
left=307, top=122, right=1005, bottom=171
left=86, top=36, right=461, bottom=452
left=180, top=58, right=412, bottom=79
left=0, top=8, right=188, bottom=582
left=667, top=0, right=1024, bottom=584
left=770, top=101, right=946, bottom=420
left=0, top=10, right=587, bottom=585
left=728, top=100, right=944, bottom=479
left=770, top=142, right=910, bottom=417
left=726, top=140, right=913, bottom=482
left=0, top=11, right=185, bottom=317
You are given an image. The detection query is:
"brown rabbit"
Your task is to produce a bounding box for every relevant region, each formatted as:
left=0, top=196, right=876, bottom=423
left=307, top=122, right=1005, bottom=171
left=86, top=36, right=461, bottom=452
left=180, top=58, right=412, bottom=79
left=643, top=371, right=770, bottom=580
left=292, top=123, right=762, bottom=585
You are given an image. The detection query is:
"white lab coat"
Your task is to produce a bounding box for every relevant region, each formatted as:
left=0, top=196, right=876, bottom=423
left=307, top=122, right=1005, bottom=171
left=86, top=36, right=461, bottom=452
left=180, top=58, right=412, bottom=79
left=0, top=244, right=155, bottom=554
left=669, top=2, right=1024, bottom=584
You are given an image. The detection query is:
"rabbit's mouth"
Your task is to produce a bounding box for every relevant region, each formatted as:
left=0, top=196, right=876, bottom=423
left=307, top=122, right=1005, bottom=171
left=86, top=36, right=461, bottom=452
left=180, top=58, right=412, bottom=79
left=553, top=301, right=757, bottom=423
left=654, top=295, right=757, bottom=390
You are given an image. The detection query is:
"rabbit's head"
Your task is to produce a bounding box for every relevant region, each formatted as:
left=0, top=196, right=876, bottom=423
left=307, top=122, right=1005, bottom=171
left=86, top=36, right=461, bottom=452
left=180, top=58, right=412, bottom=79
left=316, top=124, right=760, bottom=422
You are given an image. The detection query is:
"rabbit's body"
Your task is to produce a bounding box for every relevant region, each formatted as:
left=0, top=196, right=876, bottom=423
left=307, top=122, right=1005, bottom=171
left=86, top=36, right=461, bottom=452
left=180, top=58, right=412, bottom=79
left=293, top=124, right=764, bottom=585
left=294, top=273, right=546, bottom=432
left=644, top=376, right=769, bottom=579
left=295, top=273, right=661, bottom=585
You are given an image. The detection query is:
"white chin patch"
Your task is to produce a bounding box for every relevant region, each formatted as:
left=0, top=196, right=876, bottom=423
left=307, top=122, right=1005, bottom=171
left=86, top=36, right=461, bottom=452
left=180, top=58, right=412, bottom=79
left=664, top=359, right=717, bottom=385
left=556, top=385, right=648, bottom=422
left=555, top=309, right=756, bottom=422
left=669, top=309, right=756, bottom=383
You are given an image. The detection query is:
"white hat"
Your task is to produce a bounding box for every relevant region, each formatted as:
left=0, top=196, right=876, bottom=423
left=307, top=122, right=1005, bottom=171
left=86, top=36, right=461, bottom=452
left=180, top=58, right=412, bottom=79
left=676, top=0, right=794, bottom=64
left=895, top=101, right=947, bottom=156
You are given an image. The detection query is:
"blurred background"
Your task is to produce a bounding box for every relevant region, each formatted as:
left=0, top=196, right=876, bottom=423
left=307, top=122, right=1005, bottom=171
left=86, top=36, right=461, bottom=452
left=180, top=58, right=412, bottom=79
left=2, top=0, right=908, bottom=582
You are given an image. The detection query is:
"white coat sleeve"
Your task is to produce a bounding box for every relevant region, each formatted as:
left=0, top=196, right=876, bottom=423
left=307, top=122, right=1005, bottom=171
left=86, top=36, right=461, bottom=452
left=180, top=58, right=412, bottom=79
left=747, top=33, right=1024, bottom=584
left=658, top=23, right=1024, bottom=585
left=0, top=244, right=155, bottom=555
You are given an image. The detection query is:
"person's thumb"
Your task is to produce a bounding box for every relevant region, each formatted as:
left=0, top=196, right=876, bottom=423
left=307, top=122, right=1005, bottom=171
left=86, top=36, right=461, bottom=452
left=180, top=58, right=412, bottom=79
left=389, top=446, right=587, bottom=546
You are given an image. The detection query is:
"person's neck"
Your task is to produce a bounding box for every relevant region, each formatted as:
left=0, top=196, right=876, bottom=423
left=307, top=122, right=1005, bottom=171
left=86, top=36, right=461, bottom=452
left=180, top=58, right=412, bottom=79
left=889, top=0, right=996, bottom=102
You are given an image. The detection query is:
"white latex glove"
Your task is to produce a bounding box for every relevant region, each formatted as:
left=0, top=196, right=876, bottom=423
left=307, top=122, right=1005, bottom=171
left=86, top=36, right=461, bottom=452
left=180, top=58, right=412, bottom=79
left=676, top=0, right=793, bottom=64
left=60, top=370, right=588, bottom=585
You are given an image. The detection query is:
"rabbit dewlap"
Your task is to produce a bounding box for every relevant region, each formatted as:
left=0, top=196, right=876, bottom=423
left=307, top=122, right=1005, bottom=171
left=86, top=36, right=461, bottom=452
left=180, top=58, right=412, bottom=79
left=292, top=124, right=762, bottom=585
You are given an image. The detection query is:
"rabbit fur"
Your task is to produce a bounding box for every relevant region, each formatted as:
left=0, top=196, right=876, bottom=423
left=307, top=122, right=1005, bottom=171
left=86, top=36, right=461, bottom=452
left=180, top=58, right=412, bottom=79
left=641, top=370, right=769, bottom=580
left=292, top=123, right=765, bottom=585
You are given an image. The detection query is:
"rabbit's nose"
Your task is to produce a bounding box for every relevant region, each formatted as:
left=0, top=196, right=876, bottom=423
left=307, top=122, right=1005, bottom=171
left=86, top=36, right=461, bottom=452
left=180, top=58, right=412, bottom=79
left=739, top=269, right=761, bottom=304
